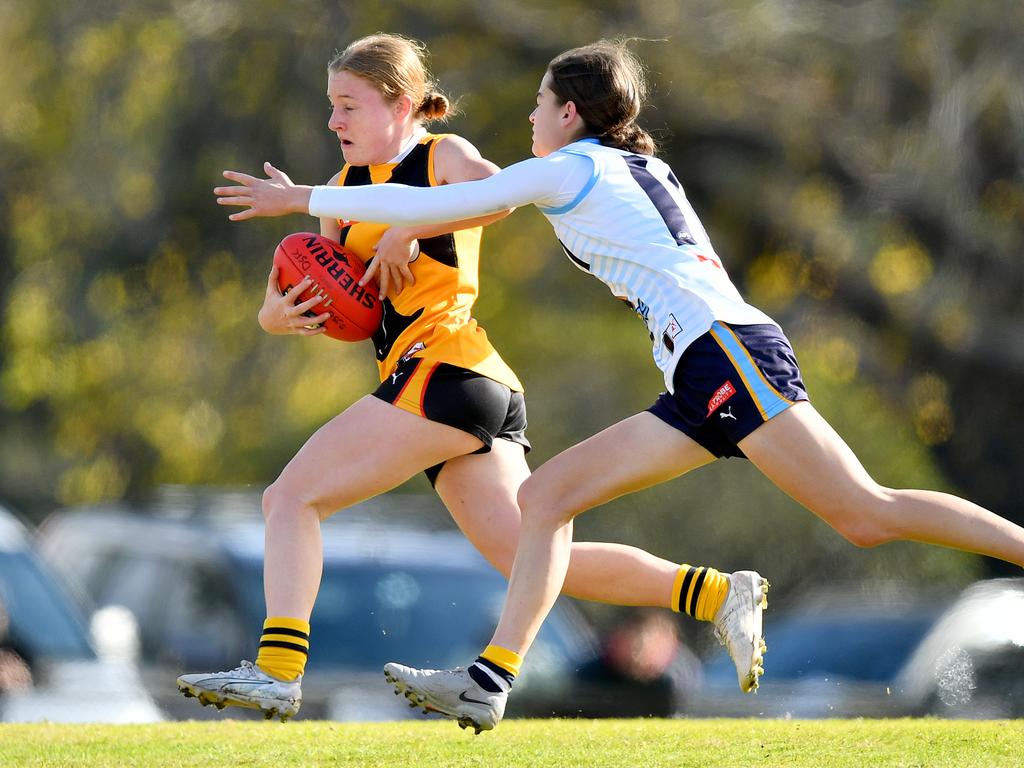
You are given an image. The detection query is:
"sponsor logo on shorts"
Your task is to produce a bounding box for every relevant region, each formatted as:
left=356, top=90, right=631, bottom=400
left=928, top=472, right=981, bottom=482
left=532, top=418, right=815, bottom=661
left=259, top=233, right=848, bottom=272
left=707, top=381, right=737, bottom=416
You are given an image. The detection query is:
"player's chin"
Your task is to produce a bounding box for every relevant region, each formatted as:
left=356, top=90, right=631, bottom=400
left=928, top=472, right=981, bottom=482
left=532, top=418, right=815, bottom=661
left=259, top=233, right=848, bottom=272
left=339, top=143, right=358, bottom=163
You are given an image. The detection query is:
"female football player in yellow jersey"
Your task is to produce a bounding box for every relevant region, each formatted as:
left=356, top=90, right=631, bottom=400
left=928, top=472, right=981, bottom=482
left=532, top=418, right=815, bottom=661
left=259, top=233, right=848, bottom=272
left=181, top=34, right=760, bottom=721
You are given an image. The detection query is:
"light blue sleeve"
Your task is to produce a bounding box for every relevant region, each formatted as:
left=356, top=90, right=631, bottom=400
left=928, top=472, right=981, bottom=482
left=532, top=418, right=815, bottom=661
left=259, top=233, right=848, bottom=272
left=307, top=153, right=592, bottom=225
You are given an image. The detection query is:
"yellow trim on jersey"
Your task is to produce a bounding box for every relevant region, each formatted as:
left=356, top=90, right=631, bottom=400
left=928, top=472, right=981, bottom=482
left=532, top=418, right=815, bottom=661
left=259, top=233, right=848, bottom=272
left=426, top=135, right=444, bottom=187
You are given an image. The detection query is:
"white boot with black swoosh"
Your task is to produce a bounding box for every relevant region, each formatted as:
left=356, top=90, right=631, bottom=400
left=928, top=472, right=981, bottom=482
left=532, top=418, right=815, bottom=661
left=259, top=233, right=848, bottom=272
left=384, top=662, right=506, bottom=734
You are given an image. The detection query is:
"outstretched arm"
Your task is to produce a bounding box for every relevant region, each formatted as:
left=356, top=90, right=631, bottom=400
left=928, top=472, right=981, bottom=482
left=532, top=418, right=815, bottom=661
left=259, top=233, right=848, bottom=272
left=214, top=152, right=584, bottom=226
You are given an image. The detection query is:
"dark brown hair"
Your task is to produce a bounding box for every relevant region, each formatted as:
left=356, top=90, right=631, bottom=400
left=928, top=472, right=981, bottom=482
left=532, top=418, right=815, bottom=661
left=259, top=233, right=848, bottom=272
left=328, top=33, right=456, bottom=123
left=547, top=40, right=655, bottom=155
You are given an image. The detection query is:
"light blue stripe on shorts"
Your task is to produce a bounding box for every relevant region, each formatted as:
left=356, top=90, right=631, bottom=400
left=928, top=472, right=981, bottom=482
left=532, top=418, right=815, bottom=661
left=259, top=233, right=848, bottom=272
left=708, top=321, right=794, bottom=420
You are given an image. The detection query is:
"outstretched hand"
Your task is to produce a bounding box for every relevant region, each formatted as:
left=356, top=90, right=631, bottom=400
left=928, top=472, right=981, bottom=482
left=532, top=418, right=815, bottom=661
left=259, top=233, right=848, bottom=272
left=214, top=162, right=313, bottom=221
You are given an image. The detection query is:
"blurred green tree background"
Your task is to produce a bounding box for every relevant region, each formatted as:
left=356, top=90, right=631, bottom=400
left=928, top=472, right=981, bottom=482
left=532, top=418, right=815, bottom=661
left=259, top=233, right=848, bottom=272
left=2, top=0, right=1022, bottom=598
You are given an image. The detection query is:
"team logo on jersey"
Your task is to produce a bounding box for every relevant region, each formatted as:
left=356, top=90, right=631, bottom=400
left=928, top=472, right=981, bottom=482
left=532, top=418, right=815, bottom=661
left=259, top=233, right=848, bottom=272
left=707, top=381, right=737, bottom=417
left=665, top=313, right=683, bottom=338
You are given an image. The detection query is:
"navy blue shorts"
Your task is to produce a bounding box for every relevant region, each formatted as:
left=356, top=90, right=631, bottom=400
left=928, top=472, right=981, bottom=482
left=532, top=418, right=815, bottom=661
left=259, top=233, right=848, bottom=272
left=648, top=321, right=809, bottom=458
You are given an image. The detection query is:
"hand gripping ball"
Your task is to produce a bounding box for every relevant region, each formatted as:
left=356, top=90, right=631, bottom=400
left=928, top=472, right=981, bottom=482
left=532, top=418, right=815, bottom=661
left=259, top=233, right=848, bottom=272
left=272, top=232, right=382, bottom=341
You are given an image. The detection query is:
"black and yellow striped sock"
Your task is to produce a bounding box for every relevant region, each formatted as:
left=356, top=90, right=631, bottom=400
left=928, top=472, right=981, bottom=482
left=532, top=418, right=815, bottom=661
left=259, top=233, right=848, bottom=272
left=255, top=617, right=310, bottom=682
left=672, top=565, right=730, bottom=622
left=467, top=644, right=522, bottom=693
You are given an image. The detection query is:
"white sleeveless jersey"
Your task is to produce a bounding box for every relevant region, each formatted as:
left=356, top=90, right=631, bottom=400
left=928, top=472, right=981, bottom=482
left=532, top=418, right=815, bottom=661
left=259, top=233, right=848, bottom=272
left=535, top=139, right=775, bottom=391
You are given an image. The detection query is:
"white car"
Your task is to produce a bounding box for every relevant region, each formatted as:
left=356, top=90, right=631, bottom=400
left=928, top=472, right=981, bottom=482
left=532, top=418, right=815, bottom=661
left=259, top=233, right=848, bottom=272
left=896, top=577, right=1024, bottom=718
left=0, top=504, right=162, bottom=723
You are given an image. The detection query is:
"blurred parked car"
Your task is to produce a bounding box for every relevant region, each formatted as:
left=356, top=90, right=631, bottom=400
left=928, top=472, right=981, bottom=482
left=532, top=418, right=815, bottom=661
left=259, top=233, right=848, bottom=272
left=0, top=503, right=161, bottom=722
left=686, top=586, right=950, bottom=718
left=896, top=577, right=1024, bottom=718
left=36, top=488, right=599, bottom=721
left=690, top=579, right=1024, bottom=719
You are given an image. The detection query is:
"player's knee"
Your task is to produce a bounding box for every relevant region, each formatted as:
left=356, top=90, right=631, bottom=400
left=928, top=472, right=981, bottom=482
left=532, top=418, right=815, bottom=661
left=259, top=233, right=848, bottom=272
left=262, top=480, right=322, bottom=524
left=835, top=521, right=889, bottom=549
left=517, top=475, right=575, bottom=528
left=821, top=488, right=899, bottom=548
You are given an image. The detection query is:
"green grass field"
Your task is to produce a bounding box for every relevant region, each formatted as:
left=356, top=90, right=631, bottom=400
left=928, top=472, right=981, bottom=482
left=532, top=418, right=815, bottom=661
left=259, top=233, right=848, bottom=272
left=1, top=719, right=1022, bottom=768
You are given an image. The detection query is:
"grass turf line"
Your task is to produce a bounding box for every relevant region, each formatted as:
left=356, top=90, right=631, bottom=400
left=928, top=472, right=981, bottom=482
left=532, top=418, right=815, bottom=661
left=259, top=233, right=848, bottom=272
left=1, top=719, right=1022, bottom=768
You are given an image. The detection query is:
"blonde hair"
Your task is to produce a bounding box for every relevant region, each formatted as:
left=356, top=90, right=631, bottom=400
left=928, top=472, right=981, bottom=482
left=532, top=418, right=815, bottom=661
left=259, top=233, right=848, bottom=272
left=548, top=40, right=655, bottom=155
left=328, top=33, right=456, bottom=122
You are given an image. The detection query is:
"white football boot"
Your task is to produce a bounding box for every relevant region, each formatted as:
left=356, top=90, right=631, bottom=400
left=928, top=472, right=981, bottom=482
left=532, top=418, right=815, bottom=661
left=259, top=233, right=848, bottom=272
left=384, top=663, right=506, bottom=734
left=176, top=660, right=301, bottom=721
left=713, top=570, right=770, bottom=693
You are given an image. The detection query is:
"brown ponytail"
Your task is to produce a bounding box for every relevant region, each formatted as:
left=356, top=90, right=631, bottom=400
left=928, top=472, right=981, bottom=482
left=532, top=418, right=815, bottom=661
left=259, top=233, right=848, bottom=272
left=418, top=90, right=458, bottom=122
left=547, top=40, right=657, bottom=155
left=600, top=122, right=656, bottom=156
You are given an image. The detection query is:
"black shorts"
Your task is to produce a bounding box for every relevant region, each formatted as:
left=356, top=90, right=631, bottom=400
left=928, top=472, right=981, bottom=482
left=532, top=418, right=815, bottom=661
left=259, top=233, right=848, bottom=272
left=372, top=357, right=530, bottom=485
left=648, top=321, right=809, bottom=458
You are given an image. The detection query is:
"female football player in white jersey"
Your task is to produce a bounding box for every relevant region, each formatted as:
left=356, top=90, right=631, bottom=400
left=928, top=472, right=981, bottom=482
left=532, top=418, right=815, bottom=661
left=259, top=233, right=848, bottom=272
left=215, top=40, right=1024, bottom=732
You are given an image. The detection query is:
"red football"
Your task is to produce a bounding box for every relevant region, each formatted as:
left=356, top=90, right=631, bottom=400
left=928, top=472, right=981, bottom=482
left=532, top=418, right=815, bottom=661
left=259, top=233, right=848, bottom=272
left=272, top=232, right=382, bottom=342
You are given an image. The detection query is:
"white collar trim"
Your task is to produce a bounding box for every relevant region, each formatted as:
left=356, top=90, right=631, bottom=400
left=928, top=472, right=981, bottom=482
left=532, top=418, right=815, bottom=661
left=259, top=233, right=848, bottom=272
left=387, top=126, right=427, bottom=164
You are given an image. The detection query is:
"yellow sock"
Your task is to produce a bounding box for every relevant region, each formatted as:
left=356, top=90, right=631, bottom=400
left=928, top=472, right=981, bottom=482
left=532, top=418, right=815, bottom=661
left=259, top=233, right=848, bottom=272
left=255, top=616, right=310, bottom=681
left=672, top=565, right=730, bottom=622
left=480, top=644, right=523, bottom=677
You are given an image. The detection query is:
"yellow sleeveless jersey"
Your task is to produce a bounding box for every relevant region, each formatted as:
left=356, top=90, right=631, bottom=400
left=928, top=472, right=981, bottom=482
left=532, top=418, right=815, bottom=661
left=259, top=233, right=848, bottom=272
left=335, top=133, right=523, bottom=392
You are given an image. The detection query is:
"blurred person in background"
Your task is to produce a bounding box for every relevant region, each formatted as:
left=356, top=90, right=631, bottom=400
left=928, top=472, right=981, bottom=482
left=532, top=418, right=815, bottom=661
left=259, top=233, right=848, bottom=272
left=214, top=38, right=1024, bottom=733
left=566, top=609, right=701, bottom=718
left=0, top=600, right=33, bottom=694
left=182, top=33, right=762, bottom=722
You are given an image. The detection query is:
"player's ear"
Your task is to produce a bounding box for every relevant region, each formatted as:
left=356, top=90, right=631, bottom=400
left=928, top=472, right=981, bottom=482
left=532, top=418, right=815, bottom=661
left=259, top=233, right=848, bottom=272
left=394, top=93, right=414, bottom=122
left=562, top=100, right=583, bottom=130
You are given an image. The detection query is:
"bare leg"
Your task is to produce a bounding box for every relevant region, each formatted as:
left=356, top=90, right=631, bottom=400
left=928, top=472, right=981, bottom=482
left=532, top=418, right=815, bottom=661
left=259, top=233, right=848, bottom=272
left=436, top=438, right=683, bottom=607
left=488, top=412, right=715, bottom=655
left=740, top=401, right=1024, bottom=566
left=262, top=395, right=484, bottom=619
